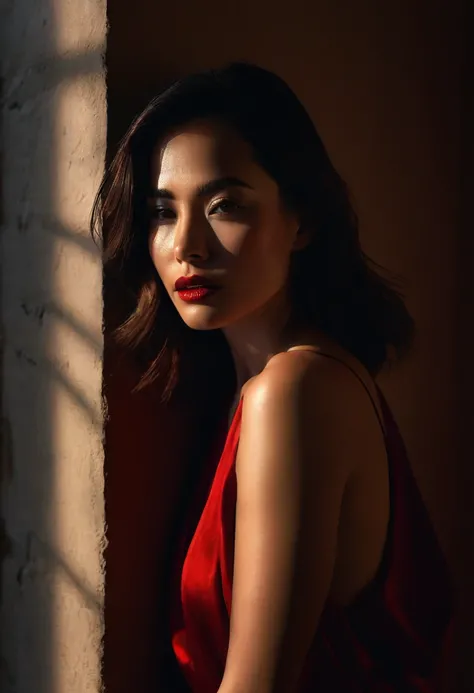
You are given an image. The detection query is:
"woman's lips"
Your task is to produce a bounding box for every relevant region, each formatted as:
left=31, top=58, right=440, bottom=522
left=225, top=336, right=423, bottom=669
left=174, top=275, right=221, bottom=302
left=176, top=286, right=220, bottom=302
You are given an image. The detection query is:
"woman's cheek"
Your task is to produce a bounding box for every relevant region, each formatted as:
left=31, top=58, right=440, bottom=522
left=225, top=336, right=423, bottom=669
left=215, top=223, right=256, bottom=256
left=149, top=227, right=174, bottom=259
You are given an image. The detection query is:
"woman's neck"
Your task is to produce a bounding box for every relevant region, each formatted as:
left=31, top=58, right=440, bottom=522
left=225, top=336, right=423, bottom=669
left=222, top=289, right=296, bottom=393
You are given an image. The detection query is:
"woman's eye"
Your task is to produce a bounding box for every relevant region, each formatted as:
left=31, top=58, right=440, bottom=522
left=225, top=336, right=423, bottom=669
left=150, top=206, right=175, bottom=221
left=209, top=199, right=242, bottom=216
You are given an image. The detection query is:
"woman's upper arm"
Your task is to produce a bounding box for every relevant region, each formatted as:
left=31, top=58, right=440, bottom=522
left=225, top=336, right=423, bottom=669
left=219, top=356, right=361, bottom=693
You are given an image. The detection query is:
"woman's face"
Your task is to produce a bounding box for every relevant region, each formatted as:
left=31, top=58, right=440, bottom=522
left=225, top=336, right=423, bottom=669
left=148, top=119, right=301, bottom=331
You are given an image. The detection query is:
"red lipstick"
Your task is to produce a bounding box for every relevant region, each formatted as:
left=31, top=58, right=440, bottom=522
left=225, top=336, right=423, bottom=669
left=174, top=275, right=220, bottom=302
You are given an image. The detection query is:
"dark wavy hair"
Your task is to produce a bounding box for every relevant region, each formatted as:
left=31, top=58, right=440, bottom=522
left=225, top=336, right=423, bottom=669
left=92, top=62, right=414, bottom=399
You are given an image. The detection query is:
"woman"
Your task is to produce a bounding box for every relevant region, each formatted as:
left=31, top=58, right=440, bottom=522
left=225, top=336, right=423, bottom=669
left=93, top=63, right=453, bottom=692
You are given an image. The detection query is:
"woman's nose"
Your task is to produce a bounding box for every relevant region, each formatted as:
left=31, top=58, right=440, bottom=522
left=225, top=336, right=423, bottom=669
left=174, top=213, right=210, bottom=263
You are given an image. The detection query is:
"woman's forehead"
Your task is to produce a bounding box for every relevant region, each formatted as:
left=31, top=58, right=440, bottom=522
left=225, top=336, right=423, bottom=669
left=150, top=121, right=273, bottom=196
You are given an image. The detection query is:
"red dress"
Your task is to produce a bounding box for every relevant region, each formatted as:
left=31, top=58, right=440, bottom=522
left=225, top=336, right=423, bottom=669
left=169, top=361, right=453, bottom=692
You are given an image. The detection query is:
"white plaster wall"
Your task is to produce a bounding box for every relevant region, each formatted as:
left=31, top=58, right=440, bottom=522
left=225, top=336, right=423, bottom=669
left=0, top=1, right=106, bottom=691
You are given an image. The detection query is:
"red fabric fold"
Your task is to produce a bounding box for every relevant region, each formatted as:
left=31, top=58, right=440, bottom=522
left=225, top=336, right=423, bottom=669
left=169, top=391, right=453, bottom=692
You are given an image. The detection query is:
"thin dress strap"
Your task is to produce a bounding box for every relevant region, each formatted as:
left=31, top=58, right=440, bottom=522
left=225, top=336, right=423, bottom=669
left=286, top=347, right=386, bottom=438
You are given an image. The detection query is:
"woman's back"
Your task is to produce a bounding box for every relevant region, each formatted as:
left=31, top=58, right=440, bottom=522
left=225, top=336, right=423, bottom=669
left=169, top=351, right=453, bottom=692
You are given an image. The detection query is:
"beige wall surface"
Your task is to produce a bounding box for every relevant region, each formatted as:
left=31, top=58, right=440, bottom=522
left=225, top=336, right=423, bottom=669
left=105, top=0, right=472, bottom=689
left=1, top=1, right=107, bottom=692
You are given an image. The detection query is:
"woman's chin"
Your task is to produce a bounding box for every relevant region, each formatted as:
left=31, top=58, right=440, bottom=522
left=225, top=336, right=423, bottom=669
left=178, top=306, right=228, bottom=332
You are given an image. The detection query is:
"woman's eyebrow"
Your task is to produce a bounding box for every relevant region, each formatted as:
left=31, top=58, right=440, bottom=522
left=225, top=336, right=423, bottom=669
left=149, top=176, right=254, bottom=200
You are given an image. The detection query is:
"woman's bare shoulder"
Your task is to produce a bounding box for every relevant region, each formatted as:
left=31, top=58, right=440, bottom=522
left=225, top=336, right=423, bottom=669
left=246, top=346, right=373, bottom=411
left=240, top=346, right=385, bottom=479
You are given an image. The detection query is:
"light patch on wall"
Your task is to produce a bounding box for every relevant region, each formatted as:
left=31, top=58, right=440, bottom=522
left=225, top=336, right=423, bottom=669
left=47, top=5, right=107, bottom=691
left=54, top=76, right=106, bottom=235
left=53, top=0, right=106, bottom=56
left=49, top=73, right=104, bottom=427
